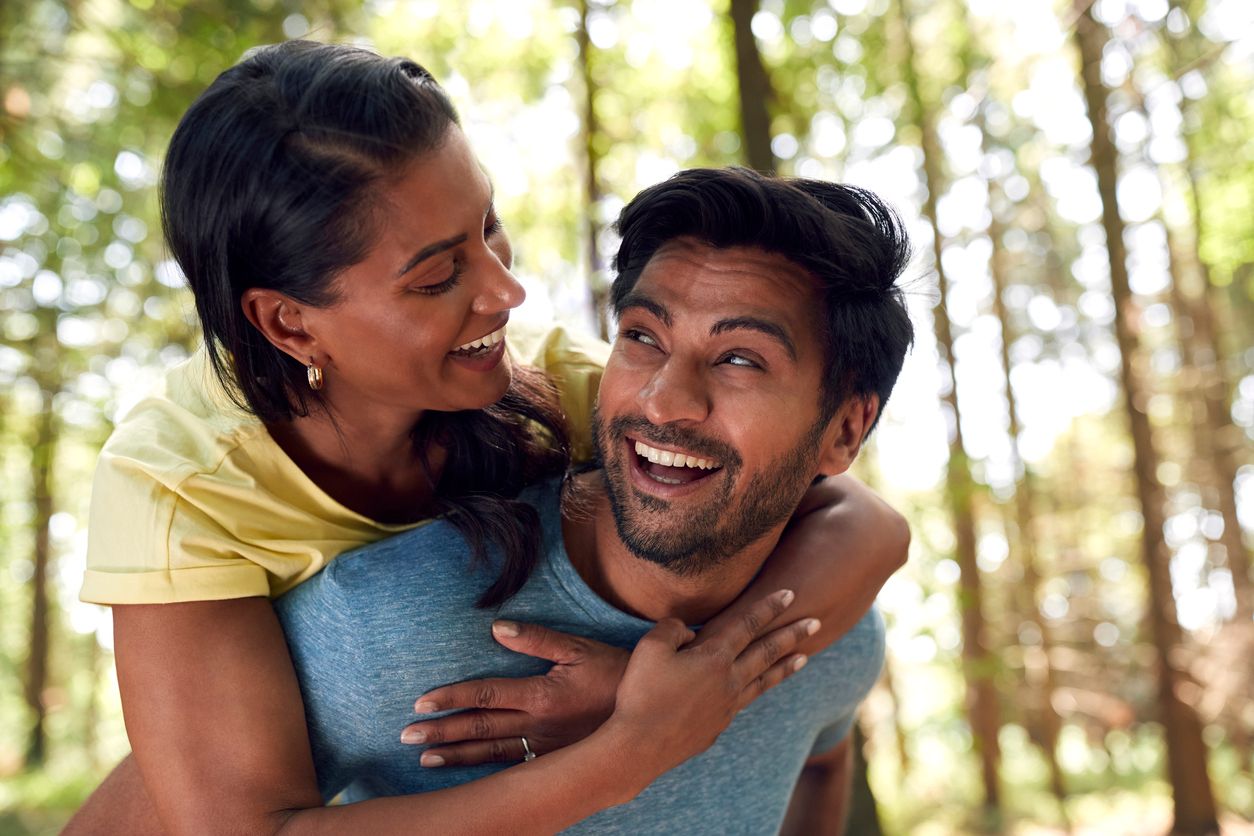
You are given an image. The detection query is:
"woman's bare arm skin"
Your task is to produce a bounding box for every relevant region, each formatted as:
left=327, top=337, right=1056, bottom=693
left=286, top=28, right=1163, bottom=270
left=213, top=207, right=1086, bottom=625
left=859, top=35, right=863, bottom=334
left=702, top=473, right=909, bottom=654
left=72, top=592, right=810, bottom=835
left=411, top=474, right=907, bottom=765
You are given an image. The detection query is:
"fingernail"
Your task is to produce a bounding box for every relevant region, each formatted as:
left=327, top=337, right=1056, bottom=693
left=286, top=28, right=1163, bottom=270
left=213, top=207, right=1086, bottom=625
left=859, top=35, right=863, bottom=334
left=400, top=728, right=426, bottom=744
left=493, top=620, right=520, bottom=637
left=779, top=589, right=795, bottom=607
left=804, top=619, right=821, bottom=636
left=421, top=753, right=445, bottom=767
left=792, top=655, right=808, bottom=672
left=414, top=700, right=439, bottom=714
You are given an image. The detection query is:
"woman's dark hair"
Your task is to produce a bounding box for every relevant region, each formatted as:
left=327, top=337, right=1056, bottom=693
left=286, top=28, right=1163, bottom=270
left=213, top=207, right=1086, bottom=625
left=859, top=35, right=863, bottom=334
left=612, top=167, right=914, bottom=429
left=162, top=40, right=566, bottom=607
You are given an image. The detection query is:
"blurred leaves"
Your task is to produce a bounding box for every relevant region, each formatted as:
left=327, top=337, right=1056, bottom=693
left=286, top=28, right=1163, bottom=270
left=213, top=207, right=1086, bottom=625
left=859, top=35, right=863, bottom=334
left=2, top=0, right=1252, bottom=832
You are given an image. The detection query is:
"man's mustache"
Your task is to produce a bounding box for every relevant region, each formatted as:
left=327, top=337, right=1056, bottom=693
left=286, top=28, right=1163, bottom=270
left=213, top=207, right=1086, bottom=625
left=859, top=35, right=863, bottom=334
left=605, top=414, right=742, bottom=471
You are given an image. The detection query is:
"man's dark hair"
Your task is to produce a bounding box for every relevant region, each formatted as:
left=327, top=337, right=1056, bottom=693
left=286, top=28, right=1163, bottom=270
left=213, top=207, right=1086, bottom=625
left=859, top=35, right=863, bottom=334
left=611, top=167, right=914, bottom=427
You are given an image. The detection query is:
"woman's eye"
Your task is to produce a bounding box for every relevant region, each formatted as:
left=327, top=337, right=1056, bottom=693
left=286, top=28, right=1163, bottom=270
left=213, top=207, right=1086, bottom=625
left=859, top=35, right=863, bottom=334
left=411, top=261, right=464, bottom=295
left=485, top=216, right=503, bottom=237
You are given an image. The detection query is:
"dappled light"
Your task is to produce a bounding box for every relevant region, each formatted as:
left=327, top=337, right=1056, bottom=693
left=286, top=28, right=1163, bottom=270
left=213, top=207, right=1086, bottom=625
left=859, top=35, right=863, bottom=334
left=1, top=0, right=1251, bottom=833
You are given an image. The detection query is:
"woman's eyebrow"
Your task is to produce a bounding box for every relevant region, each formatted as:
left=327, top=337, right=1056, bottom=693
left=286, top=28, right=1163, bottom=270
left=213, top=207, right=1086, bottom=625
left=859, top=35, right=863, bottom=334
left=395, top=233, right=468, bottom=279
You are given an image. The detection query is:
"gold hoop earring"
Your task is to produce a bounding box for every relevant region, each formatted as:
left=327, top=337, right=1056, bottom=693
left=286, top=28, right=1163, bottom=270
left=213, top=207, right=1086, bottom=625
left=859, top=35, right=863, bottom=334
left=307, top=360, right=324, bottom=391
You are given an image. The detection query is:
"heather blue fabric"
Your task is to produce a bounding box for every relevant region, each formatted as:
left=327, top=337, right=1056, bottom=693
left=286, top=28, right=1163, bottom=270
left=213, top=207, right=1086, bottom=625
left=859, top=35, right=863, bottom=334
left=276, top=478, right=884, bottom=834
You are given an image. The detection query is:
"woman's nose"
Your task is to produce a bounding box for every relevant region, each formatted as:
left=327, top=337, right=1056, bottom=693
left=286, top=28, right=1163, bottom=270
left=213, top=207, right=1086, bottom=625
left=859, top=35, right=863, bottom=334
left=472, top=258, right=525, bottom=315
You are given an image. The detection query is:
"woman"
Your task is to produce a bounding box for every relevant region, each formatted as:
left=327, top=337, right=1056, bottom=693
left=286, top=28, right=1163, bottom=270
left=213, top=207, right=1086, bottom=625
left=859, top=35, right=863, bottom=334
left=73, top=41, right=907, bottom=832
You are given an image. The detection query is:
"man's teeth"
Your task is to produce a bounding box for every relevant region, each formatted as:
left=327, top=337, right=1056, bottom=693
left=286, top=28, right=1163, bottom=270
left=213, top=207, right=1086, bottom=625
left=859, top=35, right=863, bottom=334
left=633, top=440, right=718, bottom=470
left=454, top=326, right=506, bottom=353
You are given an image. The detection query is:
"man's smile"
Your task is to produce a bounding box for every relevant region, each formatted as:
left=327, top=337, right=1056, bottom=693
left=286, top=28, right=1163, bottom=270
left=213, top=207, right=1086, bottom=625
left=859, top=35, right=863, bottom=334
left=625, top=435, right=725, bottom=493
left=633, top=439, right=720, bottom=471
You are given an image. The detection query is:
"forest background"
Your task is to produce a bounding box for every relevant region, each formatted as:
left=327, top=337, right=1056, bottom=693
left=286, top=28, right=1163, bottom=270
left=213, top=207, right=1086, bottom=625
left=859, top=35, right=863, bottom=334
left=0, top=0, right=1251, bottom=833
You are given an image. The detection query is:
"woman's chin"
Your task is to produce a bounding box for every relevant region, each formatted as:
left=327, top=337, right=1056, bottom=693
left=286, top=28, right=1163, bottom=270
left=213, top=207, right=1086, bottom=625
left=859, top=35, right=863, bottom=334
left=460, top=358, right=514, bottom=409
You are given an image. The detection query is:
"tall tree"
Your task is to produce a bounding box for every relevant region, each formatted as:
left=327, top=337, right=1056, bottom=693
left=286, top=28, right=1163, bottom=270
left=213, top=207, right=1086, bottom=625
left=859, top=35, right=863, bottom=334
left=575, top=0, right=610, bottom=340
left=1157, top=4, right=1251, bottom=618
left=894, top=0, right=1001, bottom=819
left=957, top=6, right=1069, bottom=809
left=23, top=332, right=59, bottom=767
left=728, top=0, right=776, bottom=172
left=984, top=171, right=1069, bottom=816
left=1070, top=2, right=1219, bottom=830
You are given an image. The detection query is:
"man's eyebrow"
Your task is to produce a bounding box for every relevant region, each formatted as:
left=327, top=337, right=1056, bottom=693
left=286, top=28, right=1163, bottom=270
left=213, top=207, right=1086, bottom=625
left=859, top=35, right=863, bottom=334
left=616, top=294, right=671, bottom=327
left=711, top=316, right=798, bottom=361
left=395, top=233, right=467, bottom=279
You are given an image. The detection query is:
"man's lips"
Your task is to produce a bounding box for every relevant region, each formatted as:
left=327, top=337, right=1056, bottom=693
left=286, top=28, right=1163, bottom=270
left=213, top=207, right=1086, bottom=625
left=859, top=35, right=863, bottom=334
left=625, top=436, right=723, bottom=489
left=632, top=439, right=720, bottom=471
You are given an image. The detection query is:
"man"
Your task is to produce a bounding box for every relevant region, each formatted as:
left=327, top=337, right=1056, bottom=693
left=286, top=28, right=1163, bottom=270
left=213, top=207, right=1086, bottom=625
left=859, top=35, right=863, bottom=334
left=276, top=167, right=914, bottom=833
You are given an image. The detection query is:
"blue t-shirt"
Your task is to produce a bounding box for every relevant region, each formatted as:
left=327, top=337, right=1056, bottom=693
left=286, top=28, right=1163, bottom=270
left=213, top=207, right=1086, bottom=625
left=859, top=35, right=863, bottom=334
left=276, top=478, right=884, bottom=834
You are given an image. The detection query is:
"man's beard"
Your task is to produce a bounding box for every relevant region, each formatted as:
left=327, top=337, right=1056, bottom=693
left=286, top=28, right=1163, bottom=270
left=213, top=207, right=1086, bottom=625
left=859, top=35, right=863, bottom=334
left=592, top=409, right=824, bottom=577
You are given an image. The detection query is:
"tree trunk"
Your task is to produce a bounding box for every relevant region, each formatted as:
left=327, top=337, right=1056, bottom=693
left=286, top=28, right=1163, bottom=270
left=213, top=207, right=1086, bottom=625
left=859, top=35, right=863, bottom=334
left=895, top=0, right=1001, bottom=819
left=985, top=174, right=1070, bottom=820
left=85, top=633, right=102, bottom=770
left=1071, top=4, right=1219, bottom=831
left=846, top=717, right=883, bottom=836
left=727, top=0, right=776, bottom=173
left=1135, top=33, right=1252, bottom=617
left=24, top=372, right=57, bottom=768
left=1175, top=131, right=1251, bottom=621
left=576, top=0, right=610, bottom=341
left=875, top=653, right=912, bottom=781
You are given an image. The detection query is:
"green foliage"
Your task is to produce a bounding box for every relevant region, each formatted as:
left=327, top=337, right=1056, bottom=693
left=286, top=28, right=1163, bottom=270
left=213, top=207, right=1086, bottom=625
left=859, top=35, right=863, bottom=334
left=2, top=0, right=1252, bottom=832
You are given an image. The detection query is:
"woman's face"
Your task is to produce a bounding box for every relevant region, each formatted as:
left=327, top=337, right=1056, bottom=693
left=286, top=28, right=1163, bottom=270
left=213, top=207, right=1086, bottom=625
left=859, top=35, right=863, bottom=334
left=301, top=125, right=524, bottom=418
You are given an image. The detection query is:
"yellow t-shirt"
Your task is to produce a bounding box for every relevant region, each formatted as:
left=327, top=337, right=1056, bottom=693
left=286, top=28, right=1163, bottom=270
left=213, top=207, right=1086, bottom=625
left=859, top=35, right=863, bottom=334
left=80, top=321, right=609, bottom=605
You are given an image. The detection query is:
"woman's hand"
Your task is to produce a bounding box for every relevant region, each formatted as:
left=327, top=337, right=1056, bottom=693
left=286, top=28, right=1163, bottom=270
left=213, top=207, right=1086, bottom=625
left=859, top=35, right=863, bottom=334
left=401, top=622, right=630, bottom=765
left=700, top=474, right=908, bottom=656
left=605, top=589, right=819, bottom=779
left=407, top=589, right=817, bottom=772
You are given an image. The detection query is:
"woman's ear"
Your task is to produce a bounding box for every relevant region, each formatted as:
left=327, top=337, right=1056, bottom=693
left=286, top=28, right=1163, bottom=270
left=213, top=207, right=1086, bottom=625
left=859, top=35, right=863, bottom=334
left=240, top=289, right=321, bottom=365
left=816, top=394, right=880, bottom=477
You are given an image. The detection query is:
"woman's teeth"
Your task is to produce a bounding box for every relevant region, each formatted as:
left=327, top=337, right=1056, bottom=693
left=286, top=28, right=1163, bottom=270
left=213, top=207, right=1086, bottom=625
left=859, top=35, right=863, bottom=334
left=452, top=326, right=506, bottom=355
left=633, top=440, right=718, bottom=470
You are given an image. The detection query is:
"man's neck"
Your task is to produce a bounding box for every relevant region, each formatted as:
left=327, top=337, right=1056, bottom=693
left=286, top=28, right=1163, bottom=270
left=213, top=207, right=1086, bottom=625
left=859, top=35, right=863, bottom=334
left=561, top=474, right=784, bottom=625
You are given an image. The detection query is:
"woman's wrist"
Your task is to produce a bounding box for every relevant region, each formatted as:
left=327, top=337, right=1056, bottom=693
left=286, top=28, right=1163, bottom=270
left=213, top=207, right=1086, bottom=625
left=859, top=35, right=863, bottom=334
left=582, top=714, right=663, bottom=805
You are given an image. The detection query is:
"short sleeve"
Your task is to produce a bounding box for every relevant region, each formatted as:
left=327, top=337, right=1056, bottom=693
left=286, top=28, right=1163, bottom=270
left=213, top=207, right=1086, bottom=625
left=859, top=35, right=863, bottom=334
left=512, top=321, right=610, bottom=464
left=80, top=451, right=269, bottom=605
left=810, top=714, right=854, bottom=756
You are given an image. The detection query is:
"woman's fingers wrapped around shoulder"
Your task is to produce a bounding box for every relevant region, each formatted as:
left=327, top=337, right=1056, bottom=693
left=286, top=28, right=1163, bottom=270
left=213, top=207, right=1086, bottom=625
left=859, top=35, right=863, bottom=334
left=692, top=588, right=796, bottom=658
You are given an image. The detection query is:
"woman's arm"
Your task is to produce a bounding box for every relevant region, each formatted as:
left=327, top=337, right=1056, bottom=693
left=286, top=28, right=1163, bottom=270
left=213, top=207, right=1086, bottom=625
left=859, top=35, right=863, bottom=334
left=410, top=474, right=906, bottom=764
left=73, top=591, right=811, bottom=836
left=701, top=473, right=909, bottom=654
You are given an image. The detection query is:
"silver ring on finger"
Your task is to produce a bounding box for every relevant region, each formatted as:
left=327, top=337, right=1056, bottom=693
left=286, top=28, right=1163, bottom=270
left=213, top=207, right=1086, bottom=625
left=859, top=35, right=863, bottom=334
left=520, top=736, right=537, bottom=762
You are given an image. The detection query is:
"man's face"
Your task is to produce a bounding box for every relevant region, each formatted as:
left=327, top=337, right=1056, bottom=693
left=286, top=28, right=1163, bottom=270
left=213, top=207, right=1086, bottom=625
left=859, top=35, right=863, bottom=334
left=593, top=239, right=844, bottom=575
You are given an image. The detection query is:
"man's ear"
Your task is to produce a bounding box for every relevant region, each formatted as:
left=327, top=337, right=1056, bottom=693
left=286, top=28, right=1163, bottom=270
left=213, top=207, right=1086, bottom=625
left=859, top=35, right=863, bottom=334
left=816, top=394, right=880, bottom=476
left=240, top=288, right=323, bottom=366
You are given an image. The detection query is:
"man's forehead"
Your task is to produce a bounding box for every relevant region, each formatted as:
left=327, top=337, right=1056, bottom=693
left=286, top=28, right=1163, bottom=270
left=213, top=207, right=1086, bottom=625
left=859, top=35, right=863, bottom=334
left=632, top=239, right=822, bottom=322
left=642, top=238, right=814, bottom=286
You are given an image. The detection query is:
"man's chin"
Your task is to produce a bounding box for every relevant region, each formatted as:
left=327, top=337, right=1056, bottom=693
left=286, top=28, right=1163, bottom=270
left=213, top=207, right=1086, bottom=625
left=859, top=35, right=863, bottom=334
left=610, top=504, right=725, bottom=576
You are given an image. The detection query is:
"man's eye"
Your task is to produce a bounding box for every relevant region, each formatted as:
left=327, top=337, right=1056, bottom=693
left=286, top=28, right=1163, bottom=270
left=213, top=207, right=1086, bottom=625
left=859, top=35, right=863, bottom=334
left=720, top=352, right=759, bottom=368
left=621, top=328, right=659, bottom=348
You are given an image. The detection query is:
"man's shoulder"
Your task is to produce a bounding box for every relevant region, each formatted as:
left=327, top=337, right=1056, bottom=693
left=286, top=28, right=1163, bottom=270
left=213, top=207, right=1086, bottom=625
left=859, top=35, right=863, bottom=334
left=279, top=478, right=567, bottom=614
left=785, top=604, right=885, bottom=707
left=811, top=605, right=885, bottom=675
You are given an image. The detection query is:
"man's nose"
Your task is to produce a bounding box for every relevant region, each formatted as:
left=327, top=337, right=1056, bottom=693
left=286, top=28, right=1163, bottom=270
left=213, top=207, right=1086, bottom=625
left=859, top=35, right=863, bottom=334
left=637, top=359, right=711, bottom=426
left=471, top=255, right=525, bottom=315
